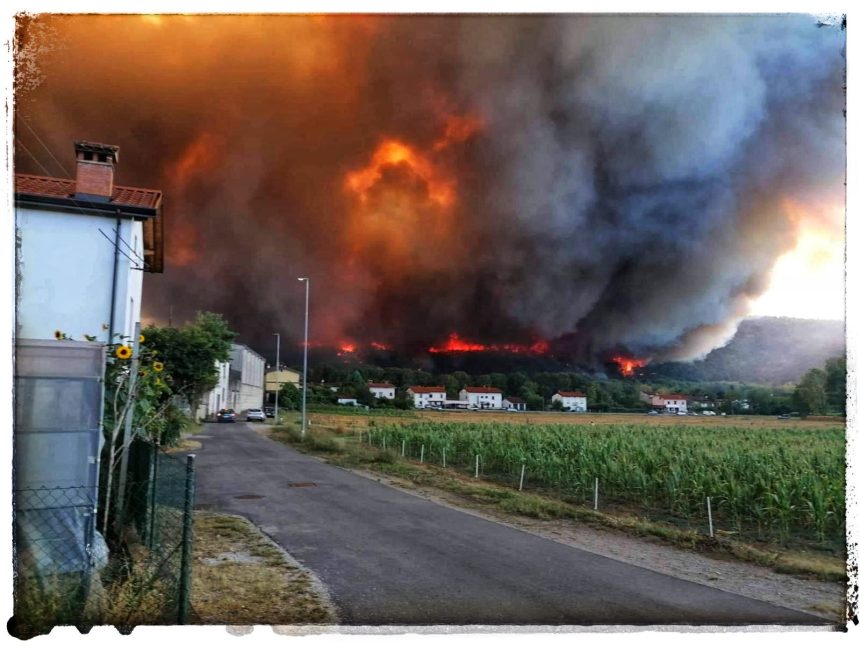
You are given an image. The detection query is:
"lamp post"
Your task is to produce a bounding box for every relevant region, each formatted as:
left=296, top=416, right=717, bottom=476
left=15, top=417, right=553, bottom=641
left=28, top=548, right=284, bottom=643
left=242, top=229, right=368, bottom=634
left=273, top=332, right=280, bottom=424
left=298, top=277, right=310, bottom=439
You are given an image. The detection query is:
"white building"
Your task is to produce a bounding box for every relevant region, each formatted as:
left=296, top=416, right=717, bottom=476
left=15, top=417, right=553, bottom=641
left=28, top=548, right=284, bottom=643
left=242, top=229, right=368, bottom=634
left=460, top=386, right=503, bottom=410
left=15, top=141, right=164, bottom=344
left=552, top=391, right=588, bottom=412
left=662, top=395, right=688, bottom=414
left=229, top=344, right=266, bottom=412
left=640, top=391, right=687, bottom=413
left=201, top=360, right=231, bottom=419
left=367, top=382, right=396, bottom=399
left=407, top=386, right=446, bottom=408
left=502, top=396, right=526, bottom=411
left=337, top=396, right=359, bottom=406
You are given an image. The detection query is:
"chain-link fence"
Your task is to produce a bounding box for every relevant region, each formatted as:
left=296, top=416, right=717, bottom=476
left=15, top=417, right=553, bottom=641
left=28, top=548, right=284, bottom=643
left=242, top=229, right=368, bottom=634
left=12, top=440, right=196, bottom=637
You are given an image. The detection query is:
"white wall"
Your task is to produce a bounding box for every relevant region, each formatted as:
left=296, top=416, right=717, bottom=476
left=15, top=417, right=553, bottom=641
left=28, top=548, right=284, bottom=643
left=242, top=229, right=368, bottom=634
left=230, top=344, right=265, bottom=412
left=369, top=387, right=395, bottom=399
left=203, top=360, right=231, bottom=418
left=460, top=390, right=502, bottom=409
left=16, top=206, right=143, bottom=344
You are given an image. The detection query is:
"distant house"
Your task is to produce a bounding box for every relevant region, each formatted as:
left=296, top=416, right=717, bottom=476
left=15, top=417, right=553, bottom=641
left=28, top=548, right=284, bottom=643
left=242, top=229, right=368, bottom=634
left=502, top=396, right=526, bottom=411
left=460, top=386, right=503, bottom=409
left=661, top=395, right=688, bottom=414
left=337, top=396, right=359, bottom=406
left=265, top=367, right=302, bottom=404
left=642, top=391, right=688, bottom=413
left=367, top=382, right=396, bottom=400
left=552, top=391, right=588, bottom=412
left=407, top=386, right=446, bottom=408
left=229, top=344, right=266, bottom=412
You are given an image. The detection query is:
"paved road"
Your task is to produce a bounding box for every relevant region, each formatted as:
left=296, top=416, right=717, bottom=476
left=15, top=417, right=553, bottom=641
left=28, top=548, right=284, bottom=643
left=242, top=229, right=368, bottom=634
left=191, top=422, right=826, bottom=626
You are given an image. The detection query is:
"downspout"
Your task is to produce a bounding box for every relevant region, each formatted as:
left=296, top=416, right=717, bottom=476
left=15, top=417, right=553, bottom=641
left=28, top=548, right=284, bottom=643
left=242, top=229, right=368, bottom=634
left=107, top=212, right=121, bottom=344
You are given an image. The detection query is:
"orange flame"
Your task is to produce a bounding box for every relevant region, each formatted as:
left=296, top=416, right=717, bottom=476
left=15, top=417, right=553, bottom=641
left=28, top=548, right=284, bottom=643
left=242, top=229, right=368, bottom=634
left=370, top=341, right=392, bottom=351
left=428, top=332, right=550, bottom=355
left=612, top=356, right=649, bottom=377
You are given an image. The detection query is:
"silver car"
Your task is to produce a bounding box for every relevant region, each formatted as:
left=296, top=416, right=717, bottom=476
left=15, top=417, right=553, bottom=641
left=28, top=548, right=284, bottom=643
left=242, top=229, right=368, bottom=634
left=245, top=408, right=266, bottom=422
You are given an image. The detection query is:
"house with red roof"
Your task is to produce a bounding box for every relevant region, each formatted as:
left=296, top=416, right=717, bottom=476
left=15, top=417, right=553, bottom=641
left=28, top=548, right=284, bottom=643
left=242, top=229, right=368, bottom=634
left=460, top=386, right=503, bottom=409
left=407, top=385, right=447, bottom=408
left=367, top=381, right=396, bottom=400
left=552, top=391, right=588, bottom=412
left=15, top=141, right=164, bottom=343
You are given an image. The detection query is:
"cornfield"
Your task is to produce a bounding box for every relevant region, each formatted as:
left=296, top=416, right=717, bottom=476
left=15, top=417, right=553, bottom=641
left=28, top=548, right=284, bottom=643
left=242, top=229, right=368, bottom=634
left=367, top=421, right=845, bottom=546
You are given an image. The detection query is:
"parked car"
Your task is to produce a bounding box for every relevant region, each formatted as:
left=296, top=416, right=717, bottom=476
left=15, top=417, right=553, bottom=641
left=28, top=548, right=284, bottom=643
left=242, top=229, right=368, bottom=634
left=777, top=414, right=791, bottom=420
left=246, top=408, right=266, bottom=422
left=216, top=409, right=236, bottom=423
left=702, top=411, right=717, bottom=416
left=264, top=406, right=275, bottom=418
left=647, top=410, right=659, bottom=415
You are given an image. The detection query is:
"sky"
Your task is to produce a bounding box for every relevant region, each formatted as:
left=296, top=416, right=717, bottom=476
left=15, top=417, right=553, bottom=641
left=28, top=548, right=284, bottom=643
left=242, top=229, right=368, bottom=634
left=9, top=10, right=848, bottom=365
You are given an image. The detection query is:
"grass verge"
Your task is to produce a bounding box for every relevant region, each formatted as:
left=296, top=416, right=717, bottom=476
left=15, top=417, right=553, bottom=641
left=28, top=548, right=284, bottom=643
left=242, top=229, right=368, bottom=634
left=269, top=423, right=845, bottom=583
left=191, top=511, right=336, bottom=624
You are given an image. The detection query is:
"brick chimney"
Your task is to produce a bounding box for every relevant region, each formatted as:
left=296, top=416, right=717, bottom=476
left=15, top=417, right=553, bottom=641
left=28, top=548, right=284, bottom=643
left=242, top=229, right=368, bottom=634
left=74, top=141, right=120, bottom=201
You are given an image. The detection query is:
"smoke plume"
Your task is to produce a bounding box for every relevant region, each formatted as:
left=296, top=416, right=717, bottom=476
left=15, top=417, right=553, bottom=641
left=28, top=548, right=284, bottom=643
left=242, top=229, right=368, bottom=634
left=14, top=14, right=845, bottom=364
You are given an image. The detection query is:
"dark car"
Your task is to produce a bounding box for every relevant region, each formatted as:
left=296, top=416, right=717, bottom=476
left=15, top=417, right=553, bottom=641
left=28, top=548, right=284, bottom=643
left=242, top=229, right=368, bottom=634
left=264, top=406, right=275, bottom=418
left=216, top=409, right=237, bottom=423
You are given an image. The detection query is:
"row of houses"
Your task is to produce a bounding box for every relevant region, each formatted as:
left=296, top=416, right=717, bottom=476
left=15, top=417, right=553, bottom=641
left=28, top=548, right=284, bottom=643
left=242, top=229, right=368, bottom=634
left=337, top=383, right=588, bottom=412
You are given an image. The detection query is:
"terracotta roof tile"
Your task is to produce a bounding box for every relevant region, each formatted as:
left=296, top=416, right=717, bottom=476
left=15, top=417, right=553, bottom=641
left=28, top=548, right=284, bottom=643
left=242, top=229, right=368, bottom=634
left=463, top=386, right=503, bottom=394
left=408, top=386, right=446, bottom=394
left=15, top=173, right=162, bottom=211
left=556, top=391, right=587, bottom=397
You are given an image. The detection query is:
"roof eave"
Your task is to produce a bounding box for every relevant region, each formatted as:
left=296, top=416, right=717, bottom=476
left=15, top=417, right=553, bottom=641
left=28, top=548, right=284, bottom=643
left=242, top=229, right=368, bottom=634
left=15, top=193, right=159, bottom=219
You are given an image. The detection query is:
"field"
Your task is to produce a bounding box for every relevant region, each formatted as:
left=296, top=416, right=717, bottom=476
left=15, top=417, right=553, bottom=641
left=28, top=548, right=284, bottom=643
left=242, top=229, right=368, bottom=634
left=306, top=410, right=846, bottom=550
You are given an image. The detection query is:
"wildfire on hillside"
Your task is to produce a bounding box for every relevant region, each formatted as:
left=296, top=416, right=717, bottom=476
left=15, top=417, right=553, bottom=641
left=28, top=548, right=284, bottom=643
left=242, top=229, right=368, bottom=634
left=428, top=332, right=550, bottom=355
left=612, top=355, right=650, bottom=377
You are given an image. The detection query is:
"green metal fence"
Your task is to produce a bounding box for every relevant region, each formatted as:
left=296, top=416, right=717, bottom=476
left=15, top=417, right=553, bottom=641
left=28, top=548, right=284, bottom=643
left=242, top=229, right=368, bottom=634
left=12, top=440, right=196, bottom=637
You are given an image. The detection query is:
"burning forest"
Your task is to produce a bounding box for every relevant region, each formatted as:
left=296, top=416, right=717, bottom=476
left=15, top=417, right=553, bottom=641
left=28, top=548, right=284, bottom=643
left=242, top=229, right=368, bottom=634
left=13, top=15, right=846, bottom=368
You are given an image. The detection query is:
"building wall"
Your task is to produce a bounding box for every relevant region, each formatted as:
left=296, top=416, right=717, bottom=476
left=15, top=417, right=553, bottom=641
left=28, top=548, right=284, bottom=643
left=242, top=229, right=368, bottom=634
left=553, top=394, right=587, bottom=412
left=201, top=360, right=231, bottom=418
left=410, top=390, right=445, bottom=408
left=460, top=390, right=502, bottom=409
left=16, top=207, right=143, bottom=343
left=230, top=344, right=265, bottom=412
left=369, top=387, right=395, bottom=399
left=265, top=369, right=301, bottom=393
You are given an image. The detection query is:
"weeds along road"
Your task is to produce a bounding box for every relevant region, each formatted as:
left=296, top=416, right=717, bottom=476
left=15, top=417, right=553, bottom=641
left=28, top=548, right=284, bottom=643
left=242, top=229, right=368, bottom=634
left=191, top=422, right=827, bottom=626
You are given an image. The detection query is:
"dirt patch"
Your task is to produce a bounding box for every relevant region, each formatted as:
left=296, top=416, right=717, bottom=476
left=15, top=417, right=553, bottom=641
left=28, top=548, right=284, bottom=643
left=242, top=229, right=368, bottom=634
left=352, top=468, right=846, bottom=623
left=192, top=511, right=337, bottom=625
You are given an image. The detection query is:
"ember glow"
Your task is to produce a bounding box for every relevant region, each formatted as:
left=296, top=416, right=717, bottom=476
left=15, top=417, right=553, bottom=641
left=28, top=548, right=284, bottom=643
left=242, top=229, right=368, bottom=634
left=14, top=15, right=845, bottom=364
left=612, top=356, right=650, bottom=377
left=428, top=333, right=550, bottom=355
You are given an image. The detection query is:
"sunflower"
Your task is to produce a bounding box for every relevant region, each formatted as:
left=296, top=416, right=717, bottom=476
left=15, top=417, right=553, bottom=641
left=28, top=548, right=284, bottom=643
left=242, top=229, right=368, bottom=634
left=139, top=334, right=146, bottom=344
left=54, top=330, right=63, bottom=340
left=115, top=345, right=132, bottom=360
left=153, top=361, right=164, bottom=372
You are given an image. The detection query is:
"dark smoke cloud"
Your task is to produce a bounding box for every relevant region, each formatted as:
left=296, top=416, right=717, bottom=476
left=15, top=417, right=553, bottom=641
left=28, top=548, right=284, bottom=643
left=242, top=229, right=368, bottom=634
left=14, top=15, right=845, bottom=364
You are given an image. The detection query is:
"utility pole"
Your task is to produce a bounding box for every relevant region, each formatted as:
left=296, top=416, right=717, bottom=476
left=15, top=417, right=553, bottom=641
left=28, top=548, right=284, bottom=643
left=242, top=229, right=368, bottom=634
left=298, top=277, right=310, bottom=439
left=273, top=332, right=280, bottom=423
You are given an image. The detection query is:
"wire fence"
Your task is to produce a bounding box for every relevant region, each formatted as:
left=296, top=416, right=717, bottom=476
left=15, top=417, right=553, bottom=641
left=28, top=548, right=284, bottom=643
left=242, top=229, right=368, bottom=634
left=354, top=423, right=844, bottom=547
left=12, top=440, right=196, bottom=637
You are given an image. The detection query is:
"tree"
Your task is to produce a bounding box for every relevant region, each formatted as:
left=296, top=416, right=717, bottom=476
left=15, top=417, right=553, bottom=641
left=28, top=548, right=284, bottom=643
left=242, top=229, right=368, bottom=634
left=277, top=382, right=302, bottom=410
left=824, top=356, right=846, bottom=414
left=144, top=311, right=236, bottom=414
left=792, top=368, right=827, bottom=417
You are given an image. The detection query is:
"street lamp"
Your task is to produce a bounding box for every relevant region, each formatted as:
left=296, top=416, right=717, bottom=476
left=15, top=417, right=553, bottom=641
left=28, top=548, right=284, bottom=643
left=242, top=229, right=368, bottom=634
left=273, top=332, right=280, bottom=424
left=298, top=277, right=310, bottom=439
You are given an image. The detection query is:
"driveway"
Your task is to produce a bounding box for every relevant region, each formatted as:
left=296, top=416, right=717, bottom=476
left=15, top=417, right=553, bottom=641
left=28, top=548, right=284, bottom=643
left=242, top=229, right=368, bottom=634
left=191, top=422, right=826, bottom=626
